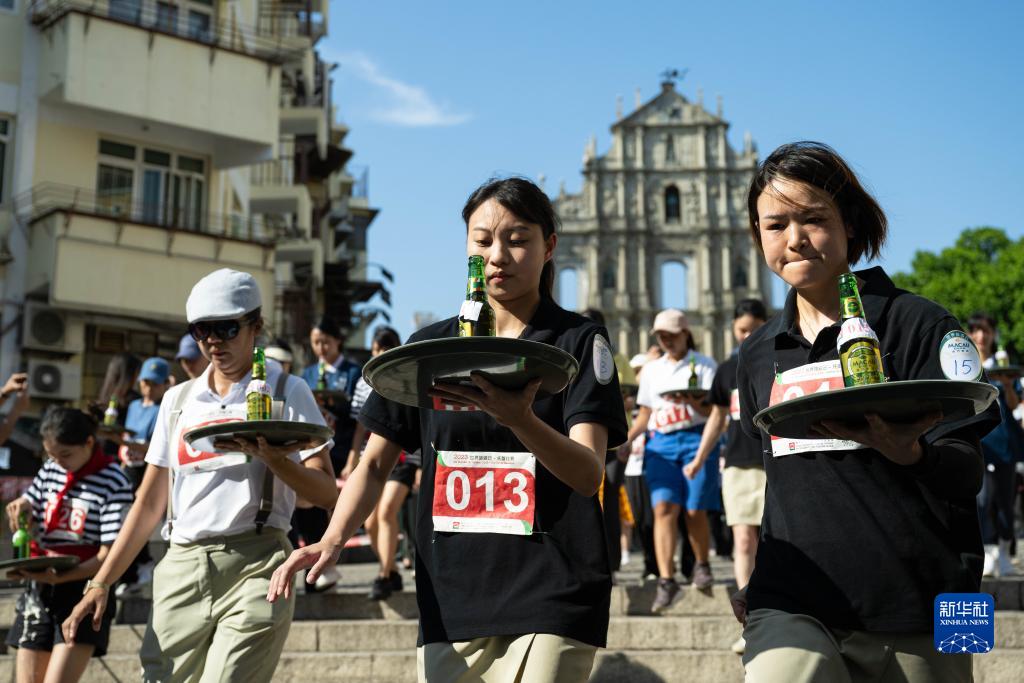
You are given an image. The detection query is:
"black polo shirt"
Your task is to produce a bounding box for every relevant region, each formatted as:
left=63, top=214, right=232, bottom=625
left=707, top=353, right=764, bottom=469
left=736, top=266, right=1000, bottom=632
left=360, top=296, right=628, bottom=647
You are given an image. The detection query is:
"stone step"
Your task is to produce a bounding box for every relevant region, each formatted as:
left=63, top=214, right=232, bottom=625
left=1, top=579, right=1021, bottom=630
left=0, top=581, right=741, bottom=626
left=57, top=611, right=1024, bottom=656
left=74, top=616, right=747, bottom=655
left=1, top=648, right=1022, bottom=683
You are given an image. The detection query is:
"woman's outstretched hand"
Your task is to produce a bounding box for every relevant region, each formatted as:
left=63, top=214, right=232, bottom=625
left=267, top=539, right=342, bottom=603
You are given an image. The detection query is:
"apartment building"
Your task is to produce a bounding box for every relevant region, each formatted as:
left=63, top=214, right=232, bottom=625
left=0, top=0, right=381, bottom=410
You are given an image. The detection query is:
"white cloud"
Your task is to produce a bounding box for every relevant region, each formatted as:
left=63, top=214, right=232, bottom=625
left=330, top=50, right=472, bottom=128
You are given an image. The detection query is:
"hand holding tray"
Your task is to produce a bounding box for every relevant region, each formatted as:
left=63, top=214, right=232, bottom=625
left=363, top=337, right=579, bottom=410
left=753, top=380, right=997, bottom=440
left=987, top=365, right=1022, bottom=381
left=0, top=555, right=80, bottom=576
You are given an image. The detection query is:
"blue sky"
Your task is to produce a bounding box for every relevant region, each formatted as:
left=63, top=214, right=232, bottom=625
left=324, top=0, right=1024, bottom=344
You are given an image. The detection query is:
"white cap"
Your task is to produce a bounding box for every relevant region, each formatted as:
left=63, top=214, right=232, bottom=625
left=651, top=309, right=689, bottom=335
left=629, top=353, right=650, bottom=369
left=265, top=345, right=293, bottom=364
left=186, top=268, right=262, bottom=323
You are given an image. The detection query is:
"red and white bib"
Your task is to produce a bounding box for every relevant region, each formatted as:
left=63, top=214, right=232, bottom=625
left=43, top=496, right=90, bottom=543
left=176, top=406, right=249, bottom=474
left=768, top=361, right=865, bottom=457
left=432, top=451, right=536, bottom=535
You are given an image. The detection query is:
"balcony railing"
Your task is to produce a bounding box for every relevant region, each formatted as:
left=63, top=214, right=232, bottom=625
left=15, top=183, right=289, bottom=245
left=251, top=157, right=296, bottom=187
left=257, top=0, right=325, bottom=41
left=29, top=0, right=304, bottom=64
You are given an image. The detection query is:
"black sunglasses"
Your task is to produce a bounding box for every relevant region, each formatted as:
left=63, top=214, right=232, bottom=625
left=188, top=318, right=244, bottom=342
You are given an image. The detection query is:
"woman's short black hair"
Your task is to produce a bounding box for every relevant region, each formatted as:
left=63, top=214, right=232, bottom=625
left=580, top=308, right=606, bottom=327
left=966, top=312, right=997, bottom=355
left=39, top=406, right=96, bottom=446
left=372, top=326, right=402, bottom=352
left=734, top=298, right=768, bottom=321
left=312, top=315, right=343, bottom=340
left=462, top=177, right=559, bottom=300
left=747, top=141, right=887, bottom=265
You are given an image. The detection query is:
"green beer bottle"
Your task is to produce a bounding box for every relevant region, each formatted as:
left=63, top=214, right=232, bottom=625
left=458, top=256, right=495, bottom=337
left=246, top=347, right=273, bottom=420
left=12, top=512, right=30, bottom=560
left=103, top=397, right=119, bottom=427
left=837, top=273, right=885, bottom=386
left=995, top=342, right=1009, bottom=368
left=316, top=359, right=328, bottom=391
left=688, top=357, right=699, bottom=389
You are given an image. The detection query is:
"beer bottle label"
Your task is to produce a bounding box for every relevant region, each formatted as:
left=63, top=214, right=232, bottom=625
left=246, top=380, right=272, bottom=420
left=841, top=341, right=885, bottom=386
left=841, top=296, right=863, bottom=319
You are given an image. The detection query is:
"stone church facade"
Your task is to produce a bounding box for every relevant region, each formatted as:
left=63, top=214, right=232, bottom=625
left=553, top=79, right=774, bottom=360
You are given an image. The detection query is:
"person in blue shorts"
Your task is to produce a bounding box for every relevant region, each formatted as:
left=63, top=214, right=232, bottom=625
left=626, top=308, right=720, bottom=612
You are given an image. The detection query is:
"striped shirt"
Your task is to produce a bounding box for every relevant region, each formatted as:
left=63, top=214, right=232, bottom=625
left=350, top=377, right=373, bottom=420
left=23, top=459, right=133, bottom=548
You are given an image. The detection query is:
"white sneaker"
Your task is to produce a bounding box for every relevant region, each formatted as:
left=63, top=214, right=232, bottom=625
left=731, top=636, right=746, bottom=655
left=997, top=541, right=1018, bottom=576
left=313, top=565, right=340, bottom=591
left=983, top=545, right=997, bottom=577
left=620, top=550, right=631, bottom=567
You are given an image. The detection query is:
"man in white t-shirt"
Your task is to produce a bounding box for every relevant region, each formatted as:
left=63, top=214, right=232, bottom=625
left=62, top=269, right=338, bottom=682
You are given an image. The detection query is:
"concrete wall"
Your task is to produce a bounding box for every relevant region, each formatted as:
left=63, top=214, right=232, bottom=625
left=37, top=13, right=279, bottom=164
left=32, top=213, right=275, bottom=323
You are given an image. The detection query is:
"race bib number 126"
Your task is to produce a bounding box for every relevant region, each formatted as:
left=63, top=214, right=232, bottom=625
left=433, top=451, right=536, bottom=535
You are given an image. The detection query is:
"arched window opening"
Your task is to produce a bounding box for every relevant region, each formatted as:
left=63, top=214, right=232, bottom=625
left=558, top=267, right=579, bottom=311
left=660, top=260, right=687, bottom=310
left=664, top=185, right=681, bottom=223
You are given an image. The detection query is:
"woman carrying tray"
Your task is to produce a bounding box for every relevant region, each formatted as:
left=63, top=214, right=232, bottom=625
left=735, top=141, right=1000, bottom=682
left=62, top=268, right=338, bottom=683
left=269, top=177, right=628, bottom=682
left=966, top=312, right=1023, bottom=577
left=5, top=407, right=133, bottom=683
left=625, top=308, right=720, bottom=612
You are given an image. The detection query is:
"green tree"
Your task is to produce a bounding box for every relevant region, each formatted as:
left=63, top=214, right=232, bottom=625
left=892, top=227, right=1024, bottom=360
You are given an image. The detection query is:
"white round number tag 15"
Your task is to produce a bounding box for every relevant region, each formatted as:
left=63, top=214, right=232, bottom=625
left=938, top=330, right=983, bottom=381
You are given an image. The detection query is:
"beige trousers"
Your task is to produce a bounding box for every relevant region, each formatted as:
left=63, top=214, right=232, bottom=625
left=139, top=529, right=295, bottom=683
left=743, top=608, right=973, bottom=683
left=418, top=633, right=597, bottom=683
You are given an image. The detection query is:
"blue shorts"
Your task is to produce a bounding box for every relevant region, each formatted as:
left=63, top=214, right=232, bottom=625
left=643, top=427, right=721, bottom=511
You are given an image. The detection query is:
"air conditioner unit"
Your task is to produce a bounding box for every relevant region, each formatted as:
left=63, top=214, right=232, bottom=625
left=27, top=360, right=82, bottom=401
left=23, top=303, right=85, bottom=354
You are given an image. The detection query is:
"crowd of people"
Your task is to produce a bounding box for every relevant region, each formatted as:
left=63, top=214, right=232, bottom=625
left=0, top=141, right=1019, bottom=682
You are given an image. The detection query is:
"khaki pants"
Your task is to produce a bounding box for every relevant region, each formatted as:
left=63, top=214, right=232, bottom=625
left=742, top=608, right=973, bottom=683
left=418, top=633, right=597, bottom=683
left=140, top=529, right=295, bottom=683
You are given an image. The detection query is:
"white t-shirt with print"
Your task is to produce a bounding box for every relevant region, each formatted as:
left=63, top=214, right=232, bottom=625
left=145, top=361, right=333, bottom=544
left=637, top=350, right=717, bottom=434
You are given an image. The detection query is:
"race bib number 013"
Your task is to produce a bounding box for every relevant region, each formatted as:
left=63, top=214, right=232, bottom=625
left=768, top=361, right=865, bottom=457
left=433, top=451, right=536, bottom=535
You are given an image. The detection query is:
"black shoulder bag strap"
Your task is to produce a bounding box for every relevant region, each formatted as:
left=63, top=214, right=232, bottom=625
left=255, top=373, right=290, bottom=533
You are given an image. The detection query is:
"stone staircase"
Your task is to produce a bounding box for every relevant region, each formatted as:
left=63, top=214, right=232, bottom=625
left=0, top=562, right=1020, bottom=682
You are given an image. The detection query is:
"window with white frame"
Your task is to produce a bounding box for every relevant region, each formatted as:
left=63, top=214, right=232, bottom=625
left=96, top=139, right=207, bottom=230
left=0, top=0, right=17, bottom=14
